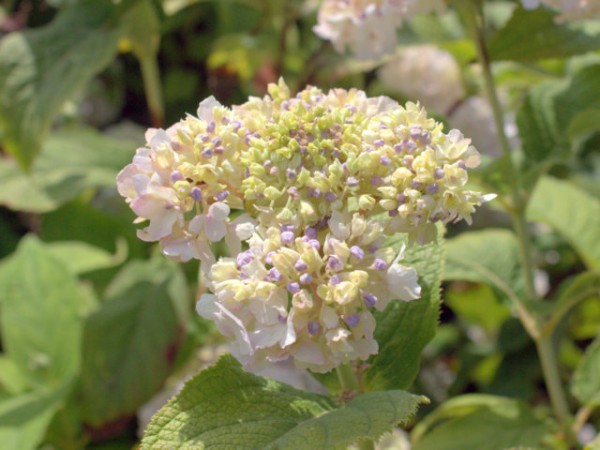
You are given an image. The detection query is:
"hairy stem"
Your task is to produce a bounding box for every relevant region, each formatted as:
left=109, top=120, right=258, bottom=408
left=336, top=363, right=359, bottom=393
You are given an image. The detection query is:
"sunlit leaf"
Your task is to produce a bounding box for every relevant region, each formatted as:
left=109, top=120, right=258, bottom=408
left=528, top=177, right=600, bottom=271
left=0, top=236, right=84, bottom=387
left=0, top=0, right=121, bottom=169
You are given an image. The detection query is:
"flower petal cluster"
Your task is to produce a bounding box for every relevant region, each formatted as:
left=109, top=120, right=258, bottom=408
left=118, top=79, right=492, bottom=374
left=313, top=0, right=445, bottom=59
left=522, top=0, right=600, bottom=21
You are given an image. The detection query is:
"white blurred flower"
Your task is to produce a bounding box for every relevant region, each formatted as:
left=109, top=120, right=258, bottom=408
left=314, top=0, right=445, bottom=59
left=522, top=0, right=600, bottom=21
left=378, top=44, right=464, bottom=114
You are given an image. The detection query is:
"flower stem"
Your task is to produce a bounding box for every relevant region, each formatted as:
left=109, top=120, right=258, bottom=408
left=459, top=1, right=574, bottom=442
left=336, top=363, right=359, bottom=393
left=139, top=53, right=164, bottom=128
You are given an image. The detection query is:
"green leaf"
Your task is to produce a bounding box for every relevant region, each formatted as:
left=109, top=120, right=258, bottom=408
left=0, top=383, right=70, bottom=450
left=571, top=333, right=600, bottom=406
left=142, top=355, right=427, bottom=449
left=0, top=0, right=121, bottom=170
left=80, top=257, right=190, bottom=426
left=444, top=228, right=524, bottom=303
left=0, top=126, right=137, bottom=213
left=45, top=239, right=127, bottom=275
left=142, top=354, right=333, bottom=449
left=411, top=394, right=552, bottom=450
left=0, top=357, right=29, bottom=395
left=517, top=65, right=600, bottom=169
left=527, top=176, right=600, bottom=270
left=546, top=272, right=600, bottom=334
left=266, top=391, right=428, bottom=450
left=0, top=236, right=84, bottom=387
left=365, top=226, right=444, bottom=390
left=488, top=6, right=600, bottom=62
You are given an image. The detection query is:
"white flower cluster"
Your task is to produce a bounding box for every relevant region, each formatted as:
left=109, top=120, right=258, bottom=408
left=117, top=79, right=491, bottom=375
left=313, top=0, right=445, bottom=59
left=522, top=0, right=600, bottom=21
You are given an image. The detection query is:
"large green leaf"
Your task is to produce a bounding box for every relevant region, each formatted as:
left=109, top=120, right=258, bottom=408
left=0, top=236, right=84, bottom=388
left=444, top=228, right=524, bottom=302
left=0, top=0, right=122, bottom=170
left=527, top=177, right=600, bottom=271
left=142, top=355, right=334, bottom=449
left=411, top=394, right=552, bottom=450
left=0, top=383, right=70, bottom=450
left=142, top=355, right=426, bottom=449
left=571, top=333, right=600, bottom=406
left=45, top=240, right=127, bottom=275
left=0, top=126, right=137, bottom=213
left=517, top=65, right=600, bottom=169
left=80, top=257, right=190, bottom=426
left=266, top=391, right=428, bottom=450
left=488, top=6, right=600, bottom=62
left=365, top=226, right=444, bottom=390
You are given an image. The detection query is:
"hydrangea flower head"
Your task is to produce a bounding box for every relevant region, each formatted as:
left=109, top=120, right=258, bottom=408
left=118, top=79, right=492, bottom=375
left=522, top=0, right=600, bottom=21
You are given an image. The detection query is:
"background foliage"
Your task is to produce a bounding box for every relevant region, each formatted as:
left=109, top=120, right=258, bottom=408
left=0, top=0, right=599, bottom=449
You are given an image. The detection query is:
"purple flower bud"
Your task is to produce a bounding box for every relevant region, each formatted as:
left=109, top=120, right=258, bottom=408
left=368, top=244, right=378, bottom=253
left=191, top=187, right=202, bottom=202
left=286, top=168, right=296, bottom=179
left=305, top=227, right=317, bottom=239
left=212, top=137, right=222, bottom=146
left=310, top=188, right=322, bottom=198
left=281, top=224, right=295, bottom=232
left=347, top=177, right=359, bottom=188
left=170, top=171, right=183, bottom=182
left=287, top=282, right=300, bottom=294
left=388, top=209, right=399, bottom=217
left=345, top=314, right=360, bottom=327
left=434, top=168, right=445, bottom=179
left=216, top=190, right=230, bottom=201
left=380, top=155, right=391, bottom=165
left=350, top=246, right=365, bottom=260
left=371, top=176, right=383, bottom=186
left=267, top=267, right=283, bottom=282
left=281, top=231, right=295, bottom=245
left=299, top=273, right=313, bottom=285
left=397, top=193, right=407, bottom=204
left=214, top=146, right=224, bottom=155
left=236, top=250, right=254, bottom=267
left=265, top=251, right=275, bottom=265
left=221, top=117, right=230, bottom=125
left=411, top=180, right=422, bottom=189
left=426, top=183, right=439, bottom=195
left=232, top=121, right=242, bottom=131
left=363, top=292, right=377, bottom=308
left=458, top=161, right=467, bottom=170
left=202, top=148, right=213, bottom=158
left=330, top=274, right=342, bottom=285
left=308, top=321, right=320, bottom=335
left=325, top=192, right=337, bottom=202
left=328, top=255, right=344, bottom=272
left=200, top=134, right=210, bottom=142
left=374, top=139, right=385, bottom=147
left=307, top=239, right=321, bottom=250
left=270, top=167, right=279, bottom=175
left=295, top=259, right=308, bottom=271
left=207, top=121, right=216, bottom=133
left=372, top=258, right=388, bottom=271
